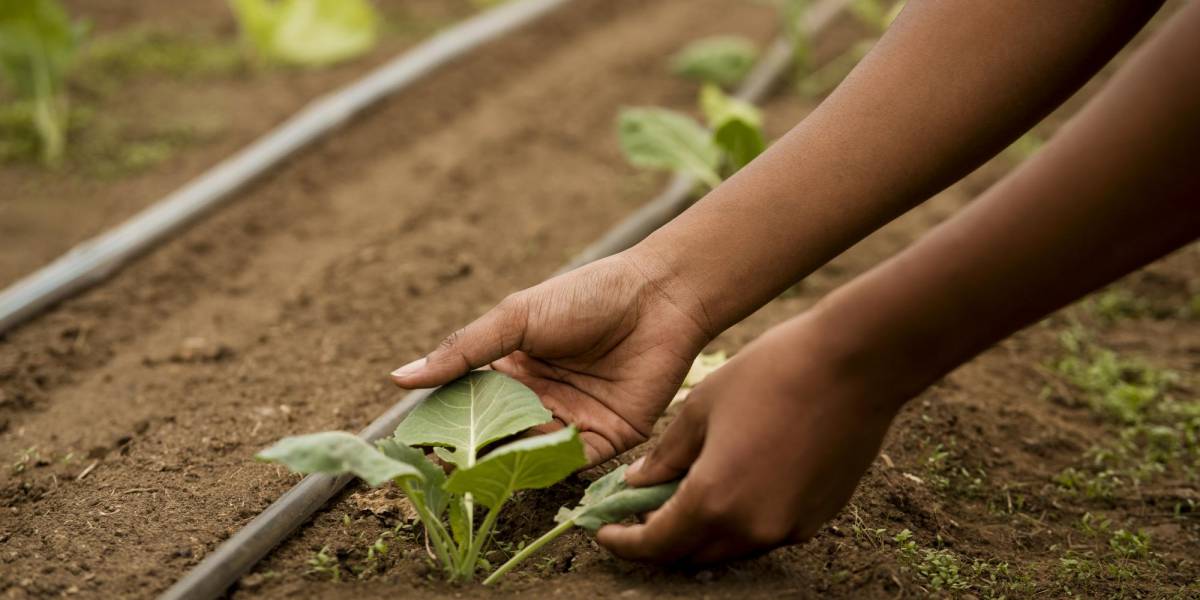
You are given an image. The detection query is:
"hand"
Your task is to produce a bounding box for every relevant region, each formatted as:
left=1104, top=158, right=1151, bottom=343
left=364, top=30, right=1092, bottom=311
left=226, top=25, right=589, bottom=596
left=389, top=250, right=715, bottom=465
left=596, top=311, right=903, bottom=564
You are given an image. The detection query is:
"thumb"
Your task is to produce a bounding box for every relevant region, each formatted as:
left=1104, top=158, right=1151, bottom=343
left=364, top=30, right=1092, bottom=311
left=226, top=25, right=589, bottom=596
left=390, top=293, right=528, bottom=388
left=624, top=395, right=709, bottom=487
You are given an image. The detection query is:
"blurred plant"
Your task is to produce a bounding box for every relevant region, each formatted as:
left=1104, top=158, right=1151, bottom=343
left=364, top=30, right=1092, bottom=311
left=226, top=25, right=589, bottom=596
left=618, top=84, right=765, bottom=189
left=670, top=35, right=759, bottom=88
left=0, top=0, right=85, bottom=165
left=228, top=0, right=379, bottom=67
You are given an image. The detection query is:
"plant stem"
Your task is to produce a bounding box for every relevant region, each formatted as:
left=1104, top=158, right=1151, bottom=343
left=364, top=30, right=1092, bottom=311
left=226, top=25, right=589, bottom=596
left=483, top=518, right=574, bottom=585
left=401, top=482, right=457, bottom=574
left=461, top=504, right=501, bottom=580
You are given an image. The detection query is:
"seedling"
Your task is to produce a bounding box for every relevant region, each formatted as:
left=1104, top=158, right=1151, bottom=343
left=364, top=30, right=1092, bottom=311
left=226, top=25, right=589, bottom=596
left=0, top=0, right=84, bottom=164
left=258, top=371, right=677, bottom=583
left=618, top=84, right=766, bottom=189
left=670, top=36, right=758, bottom=88
left=483, top=463, right=678, bottom=584
left=228, top=0, right=378, bottom=67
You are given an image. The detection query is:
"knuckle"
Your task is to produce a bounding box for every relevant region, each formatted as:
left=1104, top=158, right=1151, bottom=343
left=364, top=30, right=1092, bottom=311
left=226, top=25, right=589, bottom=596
left=437, top=329, right=463, bottom=352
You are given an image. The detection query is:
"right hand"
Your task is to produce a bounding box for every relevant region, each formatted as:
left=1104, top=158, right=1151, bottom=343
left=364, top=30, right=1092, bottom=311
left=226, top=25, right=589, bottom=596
left=389, top=251, right=715, bottom=465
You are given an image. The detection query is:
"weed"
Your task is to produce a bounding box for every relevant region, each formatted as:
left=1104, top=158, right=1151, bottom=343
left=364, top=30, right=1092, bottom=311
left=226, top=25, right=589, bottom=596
left=892, top=529, right=1033, bottom=598
left=1090, top=288, right=1150, bottom=323
left=308, top=545, right=341, bottom=582
left=1107, top=529, right=1150, bottom=560
left=1054, top=346, right=1175, bottom=424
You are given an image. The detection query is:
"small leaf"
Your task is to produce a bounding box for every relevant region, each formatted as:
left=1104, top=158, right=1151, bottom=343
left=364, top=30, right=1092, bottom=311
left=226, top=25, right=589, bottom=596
left=394, top=371, right=552, bottom=468
left=257, top=431, right=422, bottom=487
left=556, top=465, right=679, bottom=530
left=448, top=499, right=470, bottom=548
left=229, top=0, right=378, bottom=67
left=376, top=439, right=449, bottom=516
left=684, top=351, right=728, bottom=389
left=617, top=108, right=722, bottom=189
left=699, top=84, right=765, bottom=172
left=445, top=427, right=587, bottom=509
left=669, top=35, right=758, bottom=88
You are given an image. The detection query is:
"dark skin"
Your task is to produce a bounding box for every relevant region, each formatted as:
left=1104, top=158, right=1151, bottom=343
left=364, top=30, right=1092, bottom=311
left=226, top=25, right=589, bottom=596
left=392, top=0, right=1200, bottom=564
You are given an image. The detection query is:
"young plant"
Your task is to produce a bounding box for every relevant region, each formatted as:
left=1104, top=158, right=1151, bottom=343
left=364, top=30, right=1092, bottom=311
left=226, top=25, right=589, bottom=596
left=0, top=0, right=84, bottom=164
left=484, top=464, right=678, bottom=584
left=228, top=0, right=378, bottom=67
left=670, top=35, right=759, bottom=89
left=617, top=84, right=765, bottom=189
left=258, top=371, right=677, bottom=583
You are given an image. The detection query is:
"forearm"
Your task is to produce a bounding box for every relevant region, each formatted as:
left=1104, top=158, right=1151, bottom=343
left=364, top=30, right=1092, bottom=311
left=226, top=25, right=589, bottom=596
left=811, top=0, right=1200, bottom=404
left=630, top=0, right=1161, bottom=335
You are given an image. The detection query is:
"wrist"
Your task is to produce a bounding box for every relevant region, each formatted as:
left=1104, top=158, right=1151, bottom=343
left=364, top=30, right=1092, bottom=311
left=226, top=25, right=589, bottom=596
left=800, top=288, right=948, bottom=413
left=618, top=244, right=719, bottom=345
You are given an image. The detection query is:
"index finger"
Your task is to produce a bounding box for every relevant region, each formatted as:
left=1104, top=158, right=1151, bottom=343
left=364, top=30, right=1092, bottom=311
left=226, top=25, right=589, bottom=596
left=595, top=481, right=708, bottom=563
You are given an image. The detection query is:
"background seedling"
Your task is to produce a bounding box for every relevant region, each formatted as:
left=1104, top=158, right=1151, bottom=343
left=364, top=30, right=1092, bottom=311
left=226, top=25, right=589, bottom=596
left=0, top=0, right=84, bottom=164
left=228, top=0, right=379, bottom=67
left=618, top=83, right=766, bottom=189
left=669, top=35, right=759, bottom=88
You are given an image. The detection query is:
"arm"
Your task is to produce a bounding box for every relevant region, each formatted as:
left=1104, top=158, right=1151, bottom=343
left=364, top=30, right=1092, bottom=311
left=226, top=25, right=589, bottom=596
left=636, top=0, right=1163, bottom=336
left=598, top=0, right=1200, bottom=563
left=392, top=1, right=1166, bottom=468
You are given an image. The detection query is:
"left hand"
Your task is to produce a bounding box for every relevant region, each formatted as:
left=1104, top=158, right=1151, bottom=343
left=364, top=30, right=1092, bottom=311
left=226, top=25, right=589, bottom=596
left=596, top=311, right=903, bottom=564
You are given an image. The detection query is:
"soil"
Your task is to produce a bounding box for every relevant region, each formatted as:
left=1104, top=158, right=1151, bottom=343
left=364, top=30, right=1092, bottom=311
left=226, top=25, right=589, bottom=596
left=1, top=1, right=1197, bottom=599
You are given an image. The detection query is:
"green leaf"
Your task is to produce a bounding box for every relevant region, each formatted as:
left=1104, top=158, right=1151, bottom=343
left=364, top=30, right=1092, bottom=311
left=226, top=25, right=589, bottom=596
left=683, top=351, right=728, bottom=389
left=376, top=439, right=449, bottom=516
left=444, top=427, right=587, bottom=509
left=618, top=108, right=722, bottom=189
left=393, top=371, right=552, bottom=468
left=448, top=498, right=470, bottom=548
left=669, top=35, right=758, bottom=88
left=699, top=84, right=765, bottom=172
left=555, top=464, right=679, bottom=530
left=228, top=0, right=378, bottom=67
left=257, top=431, right=423, bottom=486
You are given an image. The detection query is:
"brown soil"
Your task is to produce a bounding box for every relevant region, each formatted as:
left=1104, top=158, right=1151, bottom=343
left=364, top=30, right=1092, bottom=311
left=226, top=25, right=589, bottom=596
left=2, top=1, right=1197, bottom=599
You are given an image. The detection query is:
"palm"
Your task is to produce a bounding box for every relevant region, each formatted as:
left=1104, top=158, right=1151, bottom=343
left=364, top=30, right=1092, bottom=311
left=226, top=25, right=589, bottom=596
left=493, top=326, right=696, bottom=465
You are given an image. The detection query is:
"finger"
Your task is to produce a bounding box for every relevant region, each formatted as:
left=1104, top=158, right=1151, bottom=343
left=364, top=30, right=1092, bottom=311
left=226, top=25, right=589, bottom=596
left=624, top=397, right=708, bottom=487
left=687, top=538, right=769, bottom=565
left=595, top=480, right=708, bottom=563
left=390, top=294, right=528, bottom=388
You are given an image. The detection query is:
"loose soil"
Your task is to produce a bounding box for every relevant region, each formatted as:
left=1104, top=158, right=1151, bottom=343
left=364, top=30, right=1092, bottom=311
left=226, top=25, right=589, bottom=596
left=1, top=1, right=1197, bottom=599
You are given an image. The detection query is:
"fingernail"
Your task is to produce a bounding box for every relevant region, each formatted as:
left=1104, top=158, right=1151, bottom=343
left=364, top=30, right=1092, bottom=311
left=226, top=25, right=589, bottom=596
left=626, top=456, right=645, bottom=477
left=391, top=357, right=427, bottom=378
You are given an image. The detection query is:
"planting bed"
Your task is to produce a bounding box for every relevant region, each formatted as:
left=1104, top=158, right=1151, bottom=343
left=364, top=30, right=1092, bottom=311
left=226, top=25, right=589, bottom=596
left=2, top=1, right=1197, bottom=598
